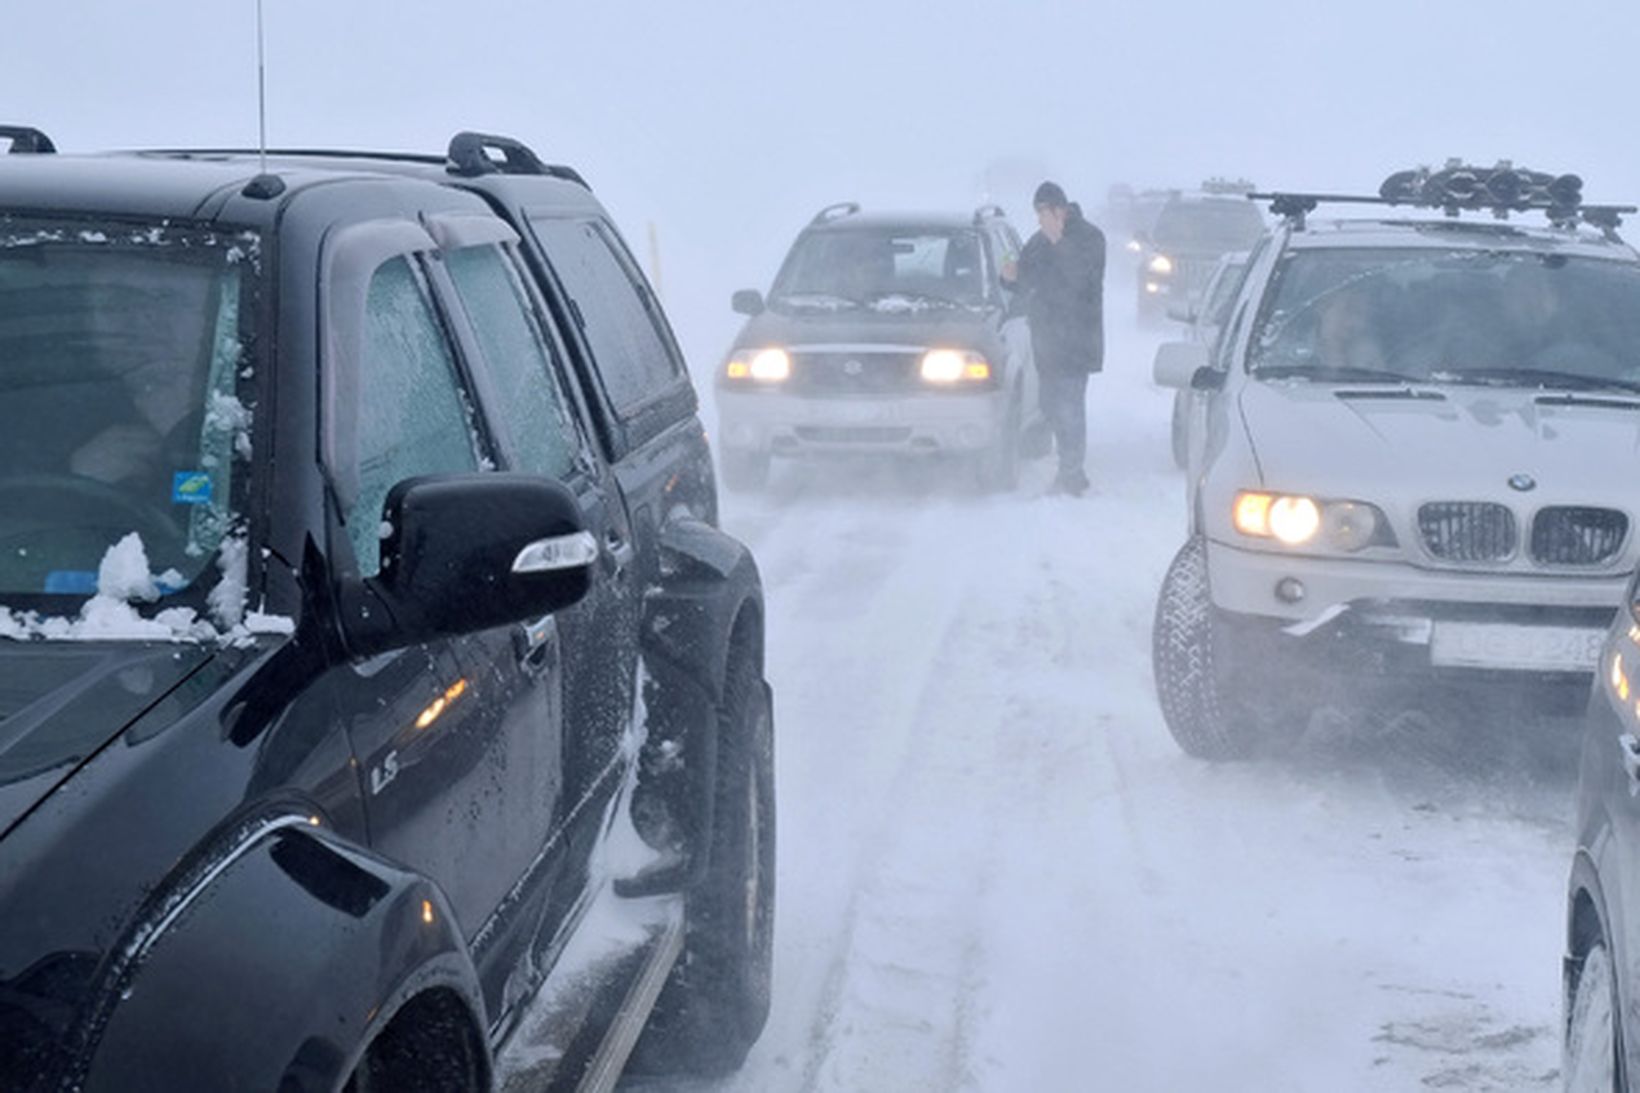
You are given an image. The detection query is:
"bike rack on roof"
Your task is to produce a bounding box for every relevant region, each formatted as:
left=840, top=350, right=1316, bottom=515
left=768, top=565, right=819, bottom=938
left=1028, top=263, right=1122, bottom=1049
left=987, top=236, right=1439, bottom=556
left=1, top=126, right=56, bottom=154
left=1250, top=160, right=1636, bottom=239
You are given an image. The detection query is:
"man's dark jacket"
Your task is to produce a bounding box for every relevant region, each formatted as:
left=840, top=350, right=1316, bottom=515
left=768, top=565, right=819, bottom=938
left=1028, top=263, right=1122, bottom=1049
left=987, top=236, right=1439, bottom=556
left=1015, top=207, right=1105, bottom=374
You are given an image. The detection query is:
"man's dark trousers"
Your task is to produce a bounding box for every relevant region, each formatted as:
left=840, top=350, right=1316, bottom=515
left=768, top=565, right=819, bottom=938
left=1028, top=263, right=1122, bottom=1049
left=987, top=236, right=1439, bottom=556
left=1038, top=368, right=1088, bottom=486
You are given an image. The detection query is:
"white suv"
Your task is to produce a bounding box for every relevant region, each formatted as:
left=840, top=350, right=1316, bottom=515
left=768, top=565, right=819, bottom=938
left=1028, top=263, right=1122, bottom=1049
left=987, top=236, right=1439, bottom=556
left=1151, top=163, right=1640, bottom=759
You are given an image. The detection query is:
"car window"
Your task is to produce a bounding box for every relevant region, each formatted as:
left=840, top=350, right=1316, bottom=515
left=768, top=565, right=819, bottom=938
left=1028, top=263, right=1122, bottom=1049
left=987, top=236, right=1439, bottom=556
left=770, top=228, right=986, bottom=310
left=444, top=243, right=583, bottom=480
left=528, top=217, right=682, bottom=416
left=351, top=256, right=482, bottom=576
left=1153, top=200, right=1265, bottom=252
left=1249, top=248, right=1640, bottom=384
left=0, top=221, right=254, bottom=599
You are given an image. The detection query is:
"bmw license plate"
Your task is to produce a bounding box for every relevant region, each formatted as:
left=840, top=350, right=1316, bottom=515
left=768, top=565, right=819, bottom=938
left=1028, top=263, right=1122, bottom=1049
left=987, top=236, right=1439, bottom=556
left=1429, top=622, right=1606, bottom=673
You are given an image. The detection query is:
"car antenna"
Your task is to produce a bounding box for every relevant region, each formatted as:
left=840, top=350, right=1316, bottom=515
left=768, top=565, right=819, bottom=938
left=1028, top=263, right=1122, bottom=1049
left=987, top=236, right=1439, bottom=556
left=256, top=0, right=267, bottom=175
left=241, top=0, right=286, bottom=200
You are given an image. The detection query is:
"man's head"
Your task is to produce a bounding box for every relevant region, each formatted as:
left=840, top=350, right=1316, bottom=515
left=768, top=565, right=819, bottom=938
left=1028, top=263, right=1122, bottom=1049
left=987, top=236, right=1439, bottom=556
left=1034, top=181, right=1070, bottom=243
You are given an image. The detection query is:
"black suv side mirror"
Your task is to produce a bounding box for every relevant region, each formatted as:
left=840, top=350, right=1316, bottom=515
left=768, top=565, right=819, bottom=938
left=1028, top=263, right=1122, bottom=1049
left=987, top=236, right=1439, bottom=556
left=731, top=289, right=766, bottom=316
left=341, top=474, right=595, bottom=660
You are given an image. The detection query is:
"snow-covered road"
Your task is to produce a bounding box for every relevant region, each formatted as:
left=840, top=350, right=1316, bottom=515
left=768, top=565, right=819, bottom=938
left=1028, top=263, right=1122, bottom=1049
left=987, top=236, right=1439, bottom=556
left=632, top=318, right=1578, bottom=1092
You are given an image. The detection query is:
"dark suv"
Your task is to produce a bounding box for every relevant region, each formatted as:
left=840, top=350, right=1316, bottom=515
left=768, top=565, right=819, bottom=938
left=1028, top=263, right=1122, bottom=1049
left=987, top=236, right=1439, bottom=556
left=1135, top=183, right=1266, bottom=319
left=0, top=127, right=774, bottom=1091
left=716, top=203, right=1042, bottom=491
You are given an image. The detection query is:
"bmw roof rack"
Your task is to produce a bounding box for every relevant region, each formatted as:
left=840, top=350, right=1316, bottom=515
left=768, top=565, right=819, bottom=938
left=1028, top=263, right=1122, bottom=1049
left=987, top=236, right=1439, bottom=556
left=811, top=202, right=861, bottom=226
left=1, top=126, right=56, bottom=154
left=973, top=203, right=1006, bottom=224
left=1250, top=160, right=1636, bottom=238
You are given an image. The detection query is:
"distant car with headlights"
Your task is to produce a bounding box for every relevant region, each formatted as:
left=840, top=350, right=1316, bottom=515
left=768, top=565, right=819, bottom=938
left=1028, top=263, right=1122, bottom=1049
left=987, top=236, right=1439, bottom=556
left=1150, top=161, right=1640, bottom=759
left=716, top=203, right=1041, bottom=491
left=1136, top=181, right=1266, bottom=320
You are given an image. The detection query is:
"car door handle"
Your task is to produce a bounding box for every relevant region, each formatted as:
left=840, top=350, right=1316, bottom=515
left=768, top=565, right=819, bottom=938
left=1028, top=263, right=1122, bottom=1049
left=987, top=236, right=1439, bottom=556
left=514, top=615, right=557, bottom=673
left=604, top=529, right=633, bottom=574
left=1620, top=734, right=1640, bottom=787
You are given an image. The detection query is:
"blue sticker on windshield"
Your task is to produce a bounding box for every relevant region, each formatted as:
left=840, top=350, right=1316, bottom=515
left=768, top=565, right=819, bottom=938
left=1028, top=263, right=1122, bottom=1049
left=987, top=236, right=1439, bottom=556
left=45, top=571, right=98, bottom=595
left=172, top=472, right=213, bottom=505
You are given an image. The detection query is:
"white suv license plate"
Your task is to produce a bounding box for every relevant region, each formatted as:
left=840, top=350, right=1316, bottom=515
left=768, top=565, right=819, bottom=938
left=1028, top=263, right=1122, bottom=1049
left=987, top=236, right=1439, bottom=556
left=1429, top=622, right=1606, bottom=673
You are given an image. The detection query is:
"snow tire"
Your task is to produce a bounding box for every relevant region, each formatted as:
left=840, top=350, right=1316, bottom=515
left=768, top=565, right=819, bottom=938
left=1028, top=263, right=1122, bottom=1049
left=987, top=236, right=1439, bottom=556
left=629, top=649, right=775, bottom=1076
left=1566, top=936, right=1622, bottom=1093
left=975, top=397, right=1022, bottom=492
left=1152, top=536, right=1269, bottom=760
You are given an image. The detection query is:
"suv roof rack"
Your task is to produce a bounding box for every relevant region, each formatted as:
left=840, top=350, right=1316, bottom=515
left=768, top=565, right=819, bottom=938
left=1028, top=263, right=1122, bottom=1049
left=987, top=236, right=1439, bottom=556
left=811, top=202, right=860, bottom=226
left=1251, top=160, right=1636, bottom=238
left=1, top=126, right=56, bottom=154
left=973, top=203, right=1006, bottom=224
left=139, top=131, right=589, bottom=189
left=1201, top=176, right=1255, bottom=195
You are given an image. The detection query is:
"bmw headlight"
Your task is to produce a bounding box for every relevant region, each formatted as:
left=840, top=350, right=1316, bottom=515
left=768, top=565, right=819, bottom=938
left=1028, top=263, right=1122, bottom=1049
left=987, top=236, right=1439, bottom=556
left=1147, top=254, right=1175, bottom=275
left=920, top=349, right=992, bottom=384
left=725, top=347, right=791, bottom=383
left=1232, top=491, right=1392, bottom=552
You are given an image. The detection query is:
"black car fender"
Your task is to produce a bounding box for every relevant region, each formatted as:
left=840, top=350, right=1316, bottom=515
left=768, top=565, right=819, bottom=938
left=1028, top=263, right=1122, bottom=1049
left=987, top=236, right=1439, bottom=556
left=622, top=515, right=765, bottom=896
left=75, top=816, right=487, bottom=1093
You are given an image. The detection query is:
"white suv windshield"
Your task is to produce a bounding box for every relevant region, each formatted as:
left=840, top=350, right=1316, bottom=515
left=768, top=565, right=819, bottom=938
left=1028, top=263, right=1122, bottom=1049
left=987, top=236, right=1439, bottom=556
left=0, top=221, right=256, bottom=602
left=771, top=228, right=985, bottom=311
left=1250, top=246, right=1640, bottom=391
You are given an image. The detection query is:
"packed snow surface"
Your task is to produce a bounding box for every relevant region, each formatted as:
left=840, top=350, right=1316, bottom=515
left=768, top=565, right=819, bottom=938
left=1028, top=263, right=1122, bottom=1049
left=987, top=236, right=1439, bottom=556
left=616, top=314, right=1572, bottom=1092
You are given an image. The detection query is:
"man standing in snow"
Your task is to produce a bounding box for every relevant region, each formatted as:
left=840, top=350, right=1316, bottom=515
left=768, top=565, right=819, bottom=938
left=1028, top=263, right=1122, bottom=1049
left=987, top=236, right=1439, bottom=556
left=1001, top=181, right=1105, bottom=496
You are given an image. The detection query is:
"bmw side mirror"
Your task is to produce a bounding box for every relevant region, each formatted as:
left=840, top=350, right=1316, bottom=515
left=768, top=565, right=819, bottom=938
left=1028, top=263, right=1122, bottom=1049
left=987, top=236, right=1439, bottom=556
left=732, top=289, right=765, bottom=316
left=340, top=474, right=596, bottom=660
left=1153, top=341, right=1213, bottom=389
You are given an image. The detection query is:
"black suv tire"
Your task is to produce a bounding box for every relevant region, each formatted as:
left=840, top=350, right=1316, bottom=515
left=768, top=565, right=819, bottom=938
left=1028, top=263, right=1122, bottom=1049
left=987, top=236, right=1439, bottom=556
left=1152, top=537, right=1281, bottom=760
left=631, top=649, right=775, bottom=1076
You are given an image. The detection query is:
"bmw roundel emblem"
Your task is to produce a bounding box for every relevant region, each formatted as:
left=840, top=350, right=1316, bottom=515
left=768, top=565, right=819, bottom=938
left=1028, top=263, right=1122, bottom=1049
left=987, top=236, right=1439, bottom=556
left=843, top=359, right=864, bottom=376
left=1508, top=473, right=1537, bottom=492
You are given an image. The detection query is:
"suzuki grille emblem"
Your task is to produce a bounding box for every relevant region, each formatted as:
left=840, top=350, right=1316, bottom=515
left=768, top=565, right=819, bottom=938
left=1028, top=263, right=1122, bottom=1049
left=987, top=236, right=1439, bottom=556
left=843, top=359, right=864, bottom=376
left=1508, top=473, right=1537, bottom=492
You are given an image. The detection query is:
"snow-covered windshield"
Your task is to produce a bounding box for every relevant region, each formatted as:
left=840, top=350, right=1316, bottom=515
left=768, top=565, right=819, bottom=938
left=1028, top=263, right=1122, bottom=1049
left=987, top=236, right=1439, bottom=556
left=770, top=228, right=986, bottom=311
left=1151, top=199, right=1265, bottom=253
left=0, top=220, right=256, bottom=605
left=1250, top=247, right=1640, bottom=390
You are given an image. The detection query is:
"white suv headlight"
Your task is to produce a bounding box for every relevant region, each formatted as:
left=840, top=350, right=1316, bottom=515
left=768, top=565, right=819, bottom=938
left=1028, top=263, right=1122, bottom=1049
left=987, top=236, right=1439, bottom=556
left=1233, top=491, right=1390, bottom=552
left=725, top=347, right=791, bottom=383
left=920, top=349, right=992, bottom=384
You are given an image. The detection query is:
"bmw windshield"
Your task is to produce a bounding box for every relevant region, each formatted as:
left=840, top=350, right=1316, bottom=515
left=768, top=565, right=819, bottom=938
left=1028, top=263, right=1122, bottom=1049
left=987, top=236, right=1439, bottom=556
left=1249, top=246, right=1640, bottom=391
left=0, top=219, right=258, bottom=618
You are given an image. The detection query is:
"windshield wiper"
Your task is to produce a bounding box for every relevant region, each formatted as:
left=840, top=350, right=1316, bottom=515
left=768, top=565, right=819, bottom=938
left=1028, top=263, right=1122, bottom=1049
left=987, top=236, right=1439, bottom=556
left=1429, top=367, right=1640, bottom=395
left=771, top=292, right=861, bottom=311
left=1252, top=364, right=1429, bottom=385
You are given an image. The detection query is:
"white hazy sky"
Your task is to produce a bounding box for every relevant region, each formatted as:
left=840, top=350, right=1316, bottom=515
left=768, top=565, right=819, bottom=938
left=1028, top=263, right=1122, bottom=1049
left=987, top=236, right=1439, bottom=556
left=8, top=0, right=1640, bottom=368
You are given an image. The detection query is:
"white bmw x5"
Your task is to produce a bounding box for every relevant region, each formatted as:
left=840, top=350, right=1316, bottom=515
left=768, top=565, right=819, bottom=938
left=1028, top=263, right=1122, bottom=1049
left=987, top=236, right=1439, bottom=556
left=1151, top=163, right=1640, bottom=759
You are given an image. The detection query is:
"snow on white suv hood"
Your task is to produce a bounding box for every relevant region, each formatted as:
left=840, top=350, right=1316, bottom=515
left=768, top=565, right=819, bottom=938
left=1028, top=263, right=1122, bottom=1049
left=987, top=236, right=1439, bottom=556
left=1237, top=379, right=1640, bottom=504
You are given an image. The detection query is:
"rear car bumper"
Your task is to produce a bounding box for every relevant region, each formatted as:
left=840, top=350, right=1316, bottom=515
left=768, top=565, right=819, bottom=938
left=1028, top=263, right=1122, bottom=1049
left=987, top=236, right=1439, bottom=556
left=715, top=389, right=1004, bottom=457
left=1206, top=538, right=1624, bottom=685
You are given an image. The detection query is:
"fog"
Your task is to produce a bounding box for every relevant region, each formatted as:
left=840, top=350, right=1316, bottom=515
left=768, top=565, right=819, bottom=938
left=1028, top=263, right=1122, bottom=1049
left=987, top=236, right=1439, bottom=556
left=9, top=3, right=1639, bottom=1088
left=11, top=0, right=1640, bottom=375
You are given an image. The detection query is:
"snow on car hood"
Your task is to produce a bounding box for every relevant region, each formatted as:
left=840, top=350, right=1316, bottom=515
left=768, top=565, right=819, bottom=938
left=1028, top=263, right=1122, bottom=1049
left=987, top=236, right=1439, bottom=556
left=1236, top=379, right=1640, bottom=500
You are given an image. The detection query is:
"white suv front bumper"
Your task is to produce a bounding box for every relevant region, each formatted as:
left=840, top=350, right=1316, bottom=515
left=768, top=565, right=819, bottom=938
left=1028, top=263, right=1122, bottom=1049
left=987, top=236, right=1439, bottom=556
left=1206, top=538, right=1624, bottom=675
